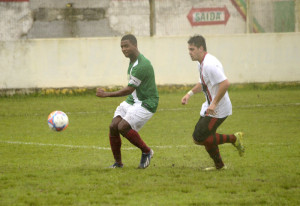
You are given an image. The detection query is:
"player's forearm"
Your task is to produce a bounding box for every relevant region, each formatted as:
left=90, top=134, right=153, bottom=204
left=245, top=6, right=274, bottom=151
left=190, top=83, right=202, bottom=95
left=105, top=86, right=135, bottom=97
left=211, top=79, right=230, bottom=106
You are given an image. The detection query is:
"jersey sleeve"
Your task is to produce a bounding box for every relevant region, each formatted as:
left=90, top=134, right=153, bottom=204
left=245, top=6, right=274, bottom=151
left=197, top=63, right=202, bottom=84
left=128, top=66, right=147, bottom=88
left=207, top=64, right=227, bottom=86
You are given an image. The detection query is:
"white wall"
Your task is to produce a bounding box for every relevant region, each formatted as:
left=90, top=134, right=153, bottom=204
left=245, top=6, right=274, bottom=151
left=0, top=33, right=300, bottom=89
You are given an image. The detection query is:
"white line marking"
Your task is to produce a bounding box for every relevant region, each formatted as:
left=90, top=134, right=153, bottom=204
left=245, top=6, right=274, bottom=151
left=233, top=102, right=300, bottom=108
left=0, top=140, right=112, bottom=150
left=0, top=140, right=194, bottom=150
left=0, top=103, right=299, bottom=117
left=78, top=102, right=300, bottom=113
left=0, top=140, right=298, bottom=151
left=63, top=102, right=300, bottom=114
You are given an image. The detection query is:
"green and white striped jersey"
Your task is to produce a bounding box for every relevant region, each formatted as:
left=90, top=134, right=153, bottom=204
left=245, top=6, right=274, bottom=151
left=126, top=54, right=159, bottom=113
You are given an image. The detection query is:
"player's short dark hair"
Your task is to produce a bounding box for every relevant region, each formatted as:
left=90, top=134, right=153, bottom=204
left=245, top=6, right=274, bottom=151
left=188, top=35, right=207, bottom=51
left=121, top=34, right=137, bottom=46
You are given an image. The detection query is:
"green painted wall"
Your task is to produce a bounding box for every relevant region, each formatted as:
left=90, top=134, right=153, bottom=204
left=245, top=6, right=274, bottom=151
left=274, top=0, right=295, bottom=32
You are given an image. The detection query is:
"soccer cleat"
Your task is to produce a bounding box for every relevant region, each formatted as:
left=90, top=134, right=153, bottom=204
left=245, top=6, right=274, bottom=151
left=109, top=162, right=123, bottom=168
left=234, top=132, right=245, bottom=157
left=138, top=149, right=154, bottom=169
left=203, top=165, right=227, bottom=171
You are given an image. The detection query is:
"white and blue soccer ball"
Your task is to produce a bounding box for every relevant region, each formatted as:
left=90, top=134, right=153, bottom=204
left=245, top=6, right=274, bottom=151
left=47, top=111, right=69, bottom=131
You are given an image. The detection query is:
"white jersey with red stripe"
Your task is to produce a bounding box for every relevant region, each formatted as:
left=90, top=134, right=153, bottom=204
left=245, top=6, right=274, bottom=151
left=198, top=53, right=232, bottom=118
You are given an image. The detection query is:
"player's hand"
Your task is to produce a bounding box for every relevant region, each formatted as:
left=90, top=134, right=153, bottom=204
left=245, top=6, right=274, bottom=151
left=206, top=103, right=217, bottom=115
left=96, top=88, right=106, bottom=97
left=181, top=94, right=190, bottom=105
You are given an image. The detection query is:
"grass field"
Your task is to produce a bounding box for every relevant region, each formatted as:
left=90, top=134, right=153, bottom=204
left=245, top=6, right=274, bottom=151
left=0, top=84, right=300, bottom=205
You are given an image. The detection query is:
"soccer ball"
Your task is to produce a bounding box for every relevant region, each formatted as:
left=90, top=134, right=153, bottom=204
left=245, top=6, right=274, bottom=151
left=47, top=111, right=69, bottom=131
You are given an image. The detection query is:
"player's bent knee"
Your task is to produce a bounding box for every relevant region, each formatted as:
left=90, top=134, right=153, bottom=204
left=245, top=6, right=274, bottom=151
left=109, top=122, right=119, bottom=133
left=110, top=116, right=123, bottom=133
left=193, top=128, right=209, bottom=143
left=192, top=136, right=204, bottom=145
left=117, top=121, right=131, bottom=136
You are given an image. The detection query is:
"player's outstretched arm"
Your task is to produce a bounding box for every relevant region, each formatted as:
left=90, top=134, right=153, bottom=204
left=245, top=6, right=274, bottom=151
left=181, top=83, right=202, bottom=105
left=96, top=86, right=135, bottom=98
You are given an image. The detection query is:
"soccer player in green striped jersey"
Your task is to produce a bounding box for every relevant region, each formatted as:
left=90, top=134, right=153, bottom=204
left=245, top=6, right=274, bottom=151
left=96, top=34, right=159, bottom=169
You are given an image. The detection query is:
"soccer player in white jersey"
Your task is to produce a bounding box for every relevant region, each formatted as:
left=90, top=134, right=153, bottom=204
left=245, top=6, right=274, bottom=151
left=96, top=34, right=159, bottom=169
left=181, top=35, right=245, bottom=170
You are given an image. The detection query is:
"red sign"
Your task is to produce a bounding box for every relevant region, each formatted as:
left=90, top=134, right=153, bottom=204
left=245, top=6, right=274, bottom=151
left=187, top=6, right=230, bottom=26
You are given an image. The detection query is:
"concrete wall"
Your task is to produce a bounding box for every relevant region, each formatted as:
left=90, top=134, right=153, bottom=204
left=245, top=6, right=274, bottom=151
left=0, top=33, right=299, bottom=89
left=0, top=1, right=33, bottom=41
left=1, top=0, right=299, bottom=40
left=153, top=0, right=246, bottom=35
left=27, top=0, right=117, bottom=38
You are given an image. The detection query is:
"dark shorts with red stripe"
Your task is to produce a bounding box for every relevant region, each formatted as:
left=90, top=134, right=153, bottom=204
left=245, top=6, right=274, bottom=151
left=193, top=115, right=227, bottom=143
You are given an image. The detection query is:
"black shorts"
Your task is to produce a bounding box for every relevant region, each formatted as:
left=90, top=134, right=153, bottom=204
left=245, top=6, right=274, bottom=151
left=192, top=115, right=227, bottom=143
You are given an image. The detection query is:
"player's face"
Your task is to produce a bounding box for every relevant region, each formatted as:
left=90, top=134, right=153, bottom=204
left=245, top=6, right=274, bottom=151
left=188, top=44, right=202, bottom=61
left=121, top=40, right=136, bottom=58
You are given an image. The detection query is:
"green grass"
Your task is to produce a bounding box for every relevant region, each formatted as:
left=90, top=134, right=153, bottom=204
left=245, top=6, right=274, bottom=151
left=0, top=85, right=300, bottom=205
